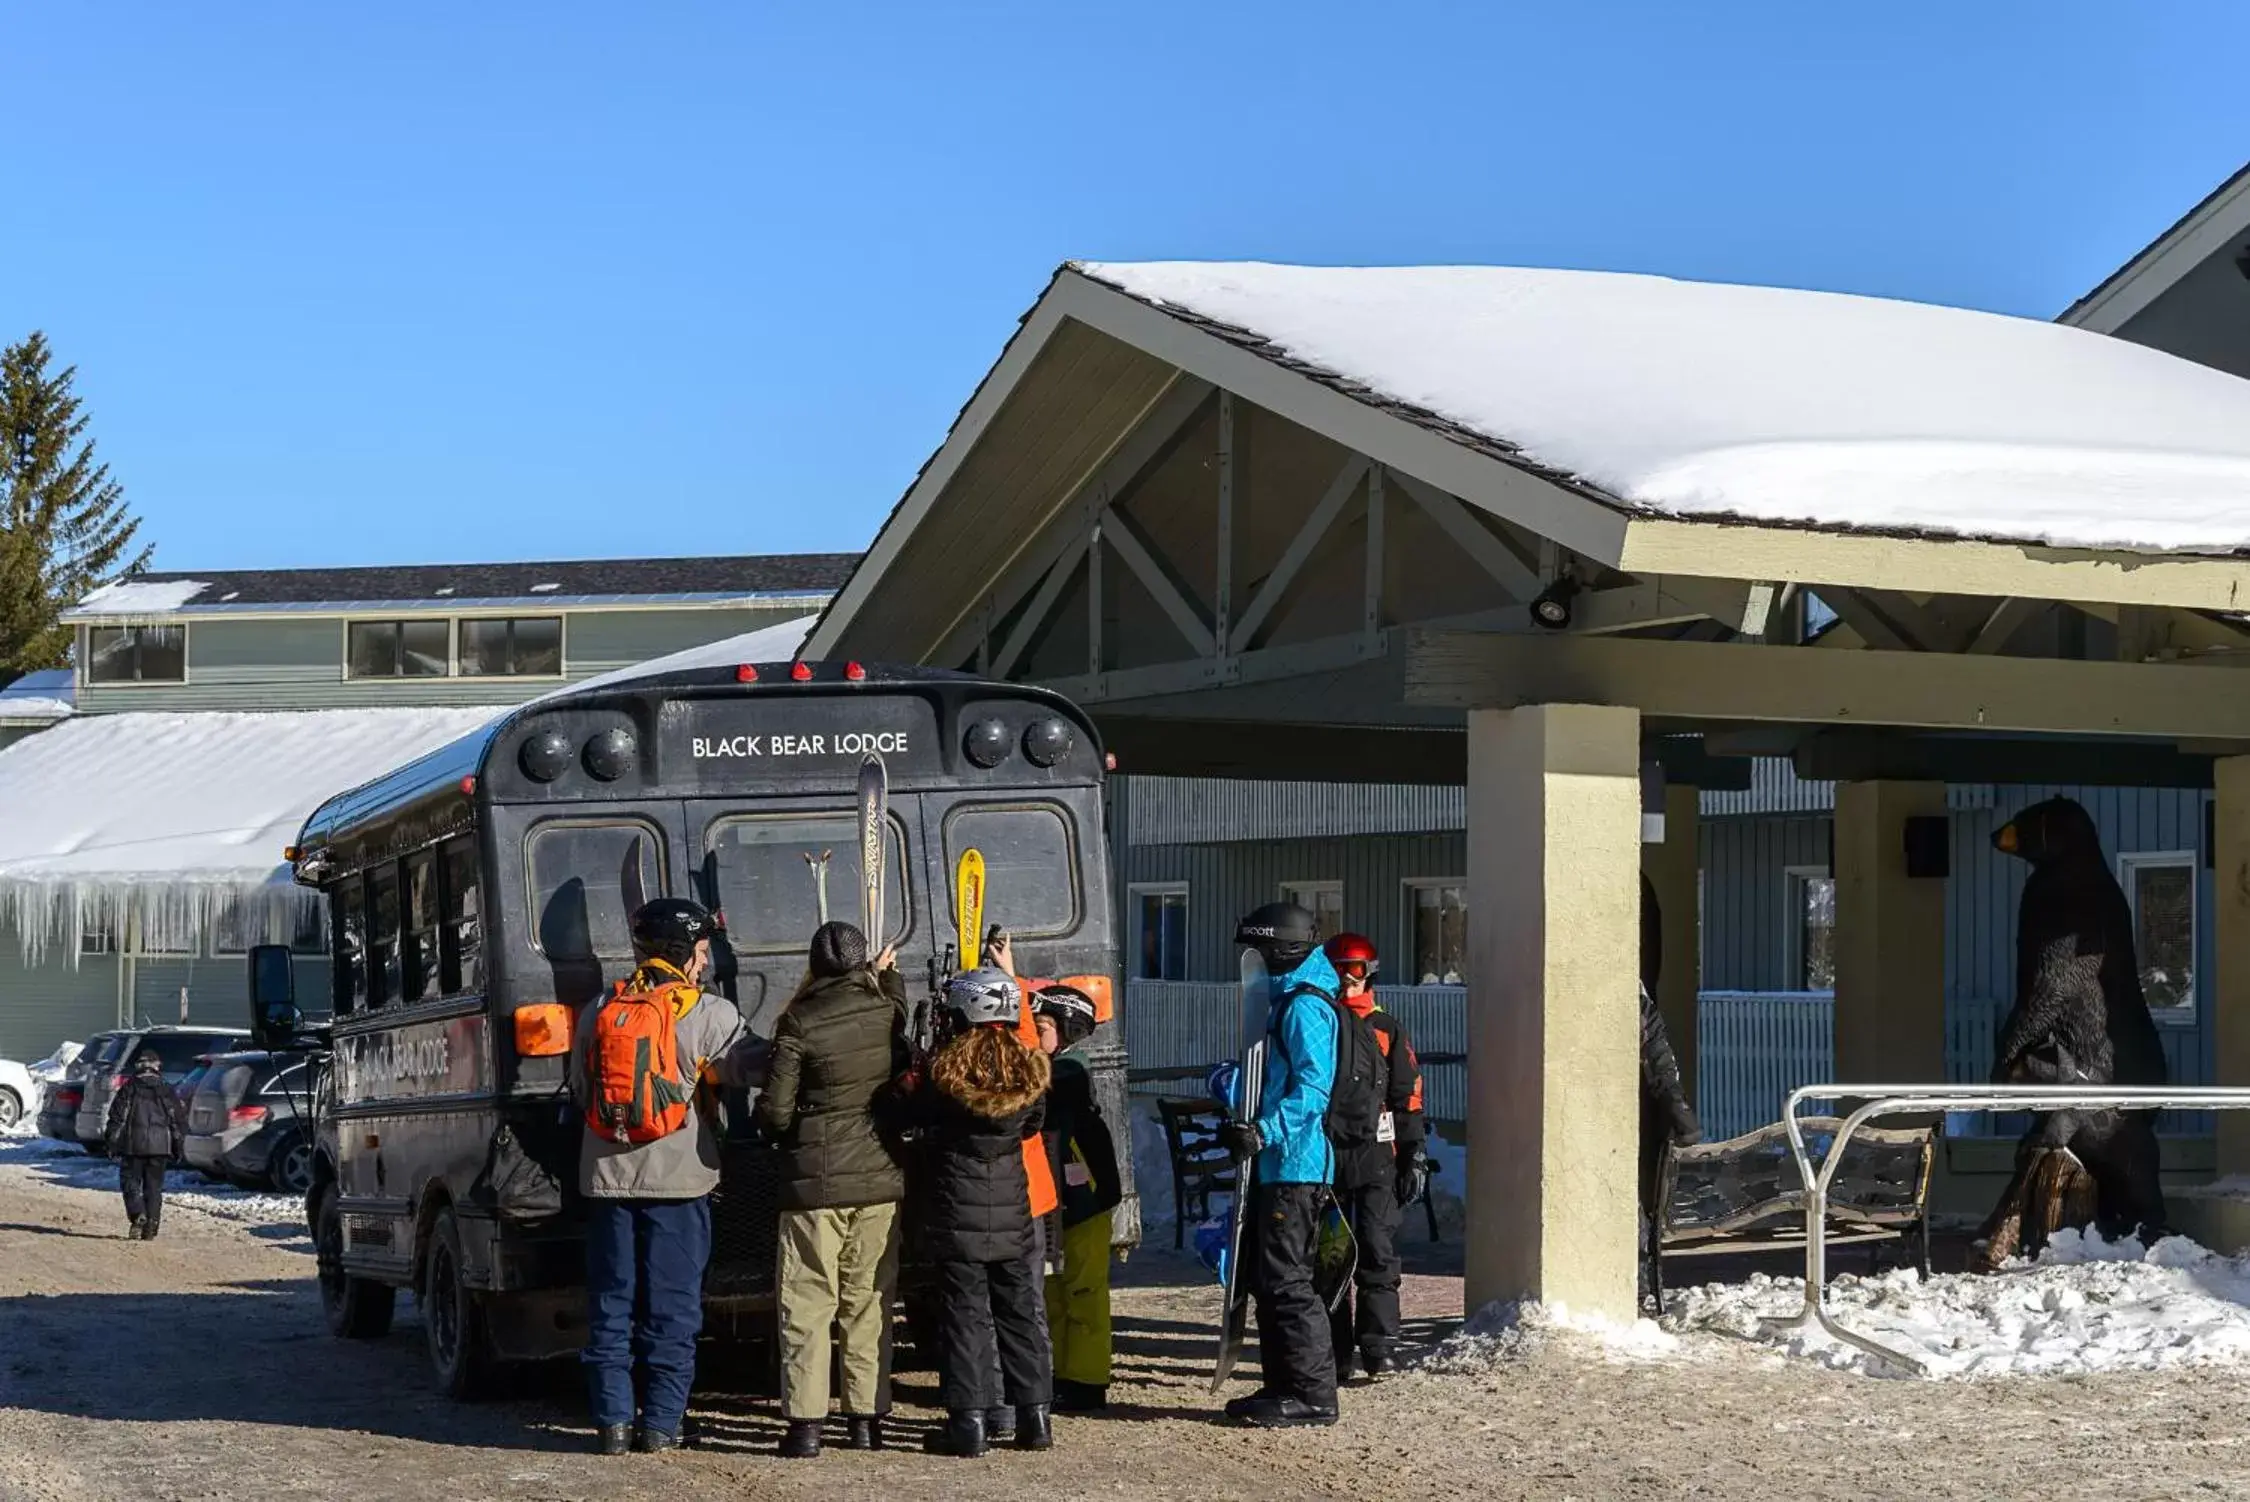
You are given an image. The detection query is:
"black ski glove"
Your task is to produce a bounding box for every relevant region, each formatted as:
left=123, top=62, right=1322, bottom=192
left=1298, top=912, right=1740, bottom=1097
left=1394, top=1148, right=1429, bottom=1209
left=1218, top=1120, right=1264, bottom=1160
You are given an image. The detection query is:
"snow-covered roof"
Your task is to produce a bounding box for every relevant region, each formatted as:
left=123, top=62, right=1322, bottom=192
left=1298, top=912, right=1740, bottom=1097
left=1074, top=261, right=2250, bottom=555
left=0, top=670, right=74, bottom=723
left=73, top=578, right=212, bottom=616
left=0, top=706, right=501, bottom=959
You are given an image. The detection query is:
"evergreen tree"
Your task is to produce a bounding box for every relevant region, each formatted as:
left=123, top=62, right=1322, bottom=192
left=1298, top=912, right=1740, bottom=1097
left=0, top=332, right=151, bottom=682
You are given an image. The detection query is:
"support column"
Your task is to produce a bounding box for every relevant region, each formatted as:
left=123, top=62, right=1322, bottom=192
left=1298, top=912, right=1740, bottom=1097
left=1832, top=781, right=1947, bottom=1086
left=2215, top=760, right=2250, bottom=1175
left=1642, top=781, right=1702, bottom=1104
left=1466, top=703, right=1641, bottom=1321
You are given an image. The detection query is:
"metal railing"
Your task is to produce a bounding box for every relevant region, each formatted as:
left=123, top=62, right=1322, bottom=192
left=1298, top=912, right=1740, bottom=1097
left=1766, top=1083, right=2250, bottom=1374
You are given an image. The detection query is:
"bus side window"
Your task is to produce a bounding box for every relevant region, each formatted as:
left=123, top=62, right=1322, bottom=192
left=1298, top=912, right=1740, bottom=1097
left=333, top=878, right=366, bottom=1014
left=404, top=851, right=440, bottom=1003
left=440, top=835, right=480, bottom=995
left=368, top=863, right=403, bottom=1008
left=945, top=803, right=1081, bottom=940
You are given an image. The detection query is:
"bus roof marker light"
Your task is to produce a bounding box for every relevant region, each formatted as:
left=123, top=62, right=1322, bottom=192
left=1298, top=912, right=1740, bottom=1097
left=583, top=726, right=636, bottom=782
left=735, top=664, right=759, bottom=683
left=790, top=661, right=813, bottom=682
left=459, top=775, right=476, bottom=796
left=964, top=718, right=1010, bottom=768
left=1023, top=717, right=1074, bottom=768
left=844, top=661, right=866, bottom=681
left=519, top=728, right=572, bottom=782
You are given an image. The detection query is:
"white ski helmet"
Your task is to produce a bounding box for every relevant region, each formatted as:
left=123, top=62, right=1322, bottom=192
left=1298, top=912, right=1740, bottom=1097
left=943, top=967, right=1021, bottom=1029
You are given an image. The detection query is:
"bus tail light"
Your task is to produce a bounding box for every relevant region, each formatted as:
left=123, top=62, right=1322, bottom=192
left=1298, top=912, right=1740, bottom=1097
left=515, top=1003, right=574, bottom=1057
left=1056, top=974, right=1115, bottom=1024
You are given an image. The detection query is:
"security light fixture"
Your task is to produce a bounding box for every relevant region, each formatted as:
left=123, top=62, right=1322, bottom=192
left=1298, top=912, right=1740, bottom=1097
left=1529, top=575, right=1581, bottom=630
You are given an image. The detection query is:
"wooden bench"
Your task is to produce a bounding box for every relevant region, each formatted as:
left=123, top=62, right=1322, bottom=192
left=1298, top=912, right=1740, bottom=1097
left=1649, top=1116, right=1934, bottom=1315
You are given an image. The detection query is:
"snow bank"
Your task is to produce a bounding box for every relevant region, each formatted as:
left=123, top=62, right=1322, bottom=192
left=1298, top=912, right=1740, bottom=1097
left=0, top=705, right=502, bottom=959
left=0, top=1132, right=305, bottom=1232
left=1417, top=1298, right=1681, bottom=1373
left=27, top=1042, right=81, bottom=1082
left=74, top=578, right=211, bottom=615
left=1667, top=1230, right=2250, bottom=1378
left=1076, top=261, right=2250, bottom=554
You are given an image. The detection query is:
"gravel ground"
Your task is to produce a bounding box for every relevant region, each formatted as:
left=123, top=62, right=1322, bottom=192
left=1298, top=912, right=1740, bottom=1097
left=4, top=1152, right=2250, bottom=1502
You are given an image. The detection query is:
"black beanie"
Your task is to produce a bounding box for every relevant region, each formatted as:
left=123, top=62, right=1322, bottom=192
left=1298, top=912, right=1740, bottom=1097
left=809, top=920, right=869, bottom=978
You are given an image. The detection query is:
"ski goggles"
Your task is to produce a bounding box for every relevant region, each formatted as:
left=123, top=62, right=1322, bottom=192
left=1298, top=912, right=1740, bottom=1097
left=1332, top=959, right=1379, bottom=982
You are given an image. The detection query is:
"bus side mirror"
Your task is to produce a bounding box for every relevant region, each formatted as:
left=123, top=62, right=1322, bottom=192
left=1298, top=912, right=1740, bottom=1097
left=247, top=943, right=301, bottom=1049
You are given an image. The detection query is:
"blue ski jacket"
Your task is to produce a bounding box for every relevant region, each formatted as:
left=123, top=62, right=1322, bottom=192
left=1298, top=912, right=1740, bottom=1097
left=1254, top=950, right=1340, bottom=1185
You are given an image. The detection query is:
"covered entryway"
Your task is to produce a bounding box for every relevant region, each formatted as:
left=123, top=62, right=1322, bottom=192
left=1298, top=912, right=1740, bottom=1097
left=811, top=260, right=2250, bottom=1320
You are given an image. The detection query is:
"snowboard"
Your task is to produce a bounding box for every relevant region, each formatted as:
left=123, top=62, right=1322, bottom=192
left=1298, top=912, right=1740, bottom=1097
left=1314, top=1193, right=1360, bottom=1313
left=856, top=755, right=888, bottom=946
left=1210, top=946, right=1269, bottom=1393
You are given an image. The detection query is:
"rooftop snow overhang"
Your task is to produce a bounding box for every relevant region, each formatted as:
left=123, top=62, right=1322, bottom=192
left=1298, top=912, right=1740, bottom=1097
left=0, top=705, right=504, bottom=961
left=812, top=262, right=2250, bottom=662
left=62, top=587, right=836, bottom=624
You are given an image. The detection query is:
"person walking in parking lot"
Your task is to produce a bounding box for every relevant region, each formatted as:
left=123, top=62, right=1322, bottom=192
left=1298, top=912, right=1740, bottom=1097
left=104, top=1050, right=184, bottom=1240
left=571, top=897, right=767, bottom=1457
left=754, top=920, right=913, bottom=1459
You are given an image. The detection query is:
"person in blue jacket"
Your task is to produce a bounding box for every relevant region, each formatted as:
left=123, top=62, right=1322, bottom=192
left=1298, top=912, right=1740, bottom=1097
left=1218, top=901, right=1341, bottom=1428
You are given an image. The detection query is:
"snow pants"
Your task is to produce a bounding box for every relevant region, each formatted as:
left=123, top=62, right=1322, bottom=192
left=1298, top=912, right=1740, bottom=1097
left=777, top=1202, right=900, bottom=1420
left=1327, top=1174, right=1400, bottom=1363
left=1250, top=1182, right=1338, bottom=1408
left=1044, top=1209, right=1114, bottom=1387
left=582, top=1196, right=711, bottom=1437
left=934, top=1252, right=1053, bottom=1414
left=119, top=1155, right=167, bottom=1236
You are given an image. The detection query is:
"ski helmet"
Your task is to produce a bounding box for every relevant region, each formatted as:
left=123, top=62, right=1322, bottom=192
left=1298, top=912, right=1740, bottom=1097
left=630, top=898, right=714, bottom=966
left=942, top=967, right=1021, bottom=1029
left=1234, top=901, right=1318, bottom=971
left=1032, top=982, right=1099, bottom=1047
left=1323, top=932, right=1379, bottom=982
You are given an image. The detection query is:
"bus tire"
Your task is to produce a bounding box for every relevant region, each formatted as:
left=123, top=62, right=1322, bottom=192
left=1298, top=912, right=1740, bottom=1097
left=315, top=1185, right=396, bottom=1340
left=423, top=1206, right=499, bottom=1400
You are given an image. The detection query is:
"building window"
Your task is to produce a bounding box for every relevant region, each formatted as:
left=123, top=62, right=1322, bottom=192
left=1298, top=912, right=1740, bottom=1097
left=1280, top=881, right=1344, bottom=943
left=86, top=625, right=186, bottom=684
left=1131, top=883, right=1188, bottom=981
left=348, top=620, right=449, bottom=678
left=80, top=915, right=117, bottom=956
left=211, top=896, right=327, bottom=956
left=440, top=835, right=481, bottom=995
left=1404, top=880, right=1467, bottom=985
left=2120, top=852, right=2196, bottom=1018
left=1784, top=865, right=1836, bottom=992
left=460, top=616, right=563, bottom=677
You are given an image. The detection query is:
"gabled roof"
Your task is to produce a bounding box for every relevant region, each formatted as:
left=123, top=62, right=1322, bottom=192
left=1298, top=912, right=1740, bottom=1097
left=1075, top=261, right=2250, bottom=554
left=65, top=552, right=861, bottom=622
left=2060, top=160, right=2250, bottom=334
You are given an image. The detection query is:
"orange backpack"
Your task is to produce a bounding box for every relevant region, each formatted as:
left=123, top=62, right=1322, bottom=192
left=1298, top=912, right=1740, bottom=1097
left=583, top=977, right=697, bottom=1144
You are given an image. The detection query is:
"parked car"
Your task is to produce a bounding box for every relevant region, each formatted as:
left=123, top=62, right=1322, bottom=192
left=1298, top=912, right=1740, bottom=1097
left=50, top=1032, right=126, bottom=1149
left=0, top=1057, right=34, bottom=1129
left=76, top=1026, right=252, bottom=1154
left=184, top=1049, right=321, bottom=1194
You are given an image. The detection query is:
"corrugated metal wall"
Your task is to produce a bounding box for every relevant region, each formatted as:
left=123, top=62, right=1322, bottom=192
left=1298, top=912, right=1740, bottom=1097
left=1124, top=776, right=1465, bottom=846
left=1122, top=831, right=1466, bottom=984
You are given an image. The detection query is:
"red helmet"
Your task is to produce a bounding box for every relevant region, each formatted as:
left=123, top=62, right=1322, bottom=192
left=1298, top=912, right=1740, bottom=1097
left=1323, top=932, right=1379, bottom=979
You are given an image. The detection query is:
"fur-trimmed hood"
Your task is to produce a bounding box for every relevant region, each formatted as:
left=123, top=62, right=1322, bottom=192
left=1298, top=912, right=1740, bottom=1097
left=930, top=1027, right=1050, bottom=1121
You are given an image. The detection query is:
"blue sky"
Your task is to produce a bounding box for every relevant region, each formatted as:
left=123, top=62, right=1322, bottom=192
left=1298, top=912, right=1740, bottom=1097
left=4, top=2, right=2247, bottom=571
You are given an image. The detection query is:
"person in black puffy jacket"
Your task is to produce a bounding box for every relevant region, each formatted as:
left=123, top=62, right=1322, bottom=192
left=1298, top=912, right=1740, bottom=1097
left=909, top=969, right=1054, bottom=1460
left=104, top=1051, right=185, bottom=1240
left=1638, top=875, right=1701, bottom=1300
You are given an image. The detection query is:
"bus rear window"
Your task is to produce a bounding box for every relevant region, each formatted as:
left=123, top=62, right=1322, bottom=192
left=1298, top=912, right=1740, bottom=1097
left=945, top=803, right=1079, bottom=940
left=704, top=813, right=907, bottom=953
left=528, top=820, right=665, bottom=960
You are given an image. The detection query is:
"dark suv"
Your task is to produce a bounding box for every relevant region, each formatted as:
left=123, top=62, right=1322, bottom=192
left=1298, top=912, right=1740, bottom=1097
left=184, top=1049, right=321, bottom=1193
left=38, top=1032, right=121, bottom=1144
left=75, top=1026, right=253, bottom=1154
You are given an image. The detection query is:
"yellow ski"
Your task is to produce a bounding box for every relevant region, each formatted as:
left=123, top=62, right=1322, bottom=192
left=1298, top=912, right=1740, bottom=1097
left=955, top=848, right=987, bottom=968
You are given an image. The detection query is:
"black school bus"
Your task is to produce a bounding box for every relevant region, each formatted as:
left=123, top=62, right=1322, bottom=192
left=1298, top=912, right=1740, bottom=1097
left=244, top=657, right=1131, bottom=1396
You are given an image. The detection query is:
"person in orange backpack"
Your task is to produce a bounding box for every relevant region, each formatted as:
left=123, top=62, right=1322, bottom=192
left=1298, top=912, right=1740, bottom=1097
left=570, top=897, right=767, bottom=1457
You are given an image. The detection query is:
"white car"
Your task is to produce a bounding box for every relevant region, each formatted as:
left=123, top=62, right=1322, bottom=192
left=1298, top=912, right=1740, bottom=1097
left=0, top=1057, right=35, bottom=1130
